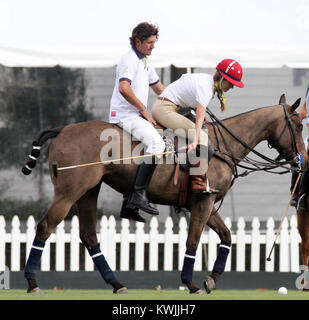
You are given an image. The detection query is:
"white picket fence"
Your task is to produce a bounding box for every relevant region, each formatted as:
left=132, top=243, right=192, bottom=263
left=0, top=214, right=302, bottom=273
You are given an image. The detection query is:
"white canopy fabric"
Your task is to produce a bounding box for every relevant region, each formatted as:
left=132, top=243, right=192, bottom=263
left=0, top=0, right=308, bottom=68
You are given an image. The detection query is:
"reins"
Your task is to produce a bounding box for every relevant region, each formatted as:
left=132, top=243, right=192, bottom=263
left=206, top=104, right=302, bottom=180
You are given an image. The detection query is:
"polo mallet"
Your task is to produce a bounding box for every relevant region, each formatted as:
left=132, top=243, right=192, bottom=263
left=266, top=171, right=302, bottom=261
left=51, top=143, right=204, bottom=178
left=52, top=150, right=178, bottom=178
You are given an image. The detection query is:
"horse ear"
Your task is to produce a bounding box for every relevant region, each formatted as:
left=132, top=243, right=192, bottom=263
left=279, top=94, right=286, bottom=104
left=291, top=98, right=301, bottom=111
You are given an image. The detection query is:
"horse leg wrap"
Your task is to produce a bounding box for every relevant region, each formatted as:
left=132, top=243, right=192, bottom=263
left=88, top=245, right=117, bottom=284
left=212, top=241, right=231, bottom=275
left=181, top=250, right=196, bottom=283
left=24, top=236, right=45, bottom=279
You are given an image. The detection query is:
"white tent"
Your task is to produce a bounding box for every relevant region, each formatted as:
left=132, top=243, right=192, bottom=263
left=0, top=0, right=308, bottom=68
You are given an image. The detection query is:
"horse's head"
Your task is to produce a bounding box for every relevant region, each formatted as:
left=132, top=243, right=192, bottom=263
left=268, top=94, right=307, bottom=166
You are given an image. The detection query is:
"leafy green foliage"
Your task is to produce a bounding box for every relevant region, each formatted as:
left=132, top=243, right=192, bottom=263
left=0, top=66, right=93, bottom=169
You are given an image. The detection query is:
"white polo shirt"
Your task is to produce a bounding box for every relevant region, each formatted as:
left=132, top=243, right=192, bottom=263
left=160, top=73, right=214, bottom=109
left=109, top=47, right=159, bottom=123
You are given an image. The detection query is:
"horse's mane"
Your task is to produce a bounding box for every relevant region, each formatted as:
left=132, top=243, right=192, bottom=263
left=219, top=105, right=277, bottom=122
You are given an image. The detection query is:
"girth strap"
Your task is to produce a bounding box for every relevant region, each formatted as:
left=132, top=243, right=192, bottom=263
left=213, top=151, right=237, bottom=175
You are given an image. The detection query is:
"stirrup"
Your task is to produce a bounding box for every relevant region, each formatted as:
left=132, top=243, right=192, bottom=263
left=205, top=178, right=220, bottom=194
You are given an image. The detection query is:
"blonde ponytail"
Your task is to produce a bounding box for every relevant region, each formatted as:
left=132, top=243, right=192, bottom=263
left=214, top=81, right=226, bottom=112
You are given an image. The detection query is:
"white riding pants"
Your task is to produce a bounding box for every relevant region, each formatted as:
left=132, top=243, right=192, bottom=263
left=118, top=116, right=166, bottom=158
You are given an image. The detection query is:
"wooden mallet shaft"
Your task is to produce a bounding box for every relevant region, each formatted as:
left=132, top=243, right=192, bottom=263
left=51, top=150, right=178, bottom=178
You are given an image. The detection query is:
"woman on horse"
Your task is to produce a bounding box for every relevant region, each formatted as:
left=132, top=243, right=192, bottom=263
left=109, top=22, right=166, bottom=222
left=152, top=59, right=244, bottom=194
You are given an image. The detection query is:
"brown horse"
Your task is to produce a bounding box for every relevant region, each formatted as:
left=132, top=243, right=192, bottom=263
left=22, top=94, right=305, bottom=294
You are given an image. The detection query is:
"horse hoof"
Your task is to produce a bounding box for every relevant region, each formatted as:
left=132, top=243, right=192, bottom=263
left=27, top=287, right=41, bottom=294
left=183, top=281, right=202, bottom=294
left=203, top=276, right=216, bottom=294
left=189, top=289, right=203, bottom=294
left=114, top=286, right=129, bottom=294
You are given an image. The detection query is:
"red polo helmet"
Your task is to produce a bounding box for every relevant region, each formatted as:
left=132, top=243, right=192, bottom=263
left=216, top=59, right=244, bottom=88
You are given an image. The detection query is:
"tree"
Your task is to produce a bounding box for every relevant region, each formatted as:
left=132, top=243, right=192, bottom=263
left=0, top=65, right=94, bottom=199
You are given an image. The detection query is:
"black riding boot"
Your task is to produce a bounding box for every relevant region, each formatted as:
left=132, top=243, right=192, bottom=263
left=297, top=166, right=309, bottom=211
left=120, top=197, right=146, bottom=223
left=290, top=171, right=299, bottom=208
left=126, top=162, right=159, bottom=215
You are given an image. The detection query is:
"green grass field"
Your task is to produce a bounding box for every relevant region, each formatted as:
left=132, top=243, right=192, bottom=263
left=1, top=289, right=309, bottom=300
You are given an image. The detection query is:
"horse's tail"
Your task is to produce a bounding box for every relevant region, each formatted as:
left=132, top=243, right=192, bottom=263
left=22, top=126, right=65, bottom=175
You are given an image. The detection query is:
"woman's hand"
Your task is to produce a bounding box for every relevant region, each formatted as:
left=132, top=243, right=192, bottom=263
left=190, top=104, right=206, bottom=152
left=187, top=142, right=197, bottom=153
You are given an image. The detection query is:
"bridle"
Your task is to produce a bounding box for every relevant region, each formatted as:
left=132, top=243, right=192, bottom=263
left=206, top=104, right=304, bottom=178
left=275, top=103, right=299, bottom=163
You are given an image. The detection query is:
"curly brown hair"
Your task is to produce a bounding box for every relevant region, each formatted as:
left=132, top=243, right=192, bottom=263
left=130, top=22, right=159, bottom=46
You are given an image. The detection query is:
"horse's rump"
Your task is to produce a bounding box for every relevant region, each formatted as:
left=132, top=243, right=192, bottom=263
left=44, top=120, right=189, bottom=207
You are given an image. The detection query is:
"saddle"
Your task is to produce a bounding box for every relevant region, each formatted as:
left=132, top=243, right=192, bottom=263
left=154, top=109, right=236, bottom=209
left=155, top=122, right=189, bottom=209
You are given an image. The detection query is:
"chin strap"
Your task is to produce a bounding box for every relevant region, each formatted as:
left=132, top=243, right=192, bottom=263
left=214, top=80, right=226, bottom=112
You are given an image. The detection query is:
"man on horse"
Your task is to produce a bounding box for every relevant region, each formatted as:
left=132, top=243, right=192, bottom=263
left=291, top=84, right=309, bottom=211
left=152, top=59, right=244, bottom=194
left=109, top=22, right=166, bottom=223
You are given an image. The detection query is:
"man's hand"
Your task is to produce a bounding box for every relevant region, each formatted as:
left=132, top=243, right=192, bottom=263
left=299, top=102, right=307, bottom=122
left=140, top=109, right=157, bottom=126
